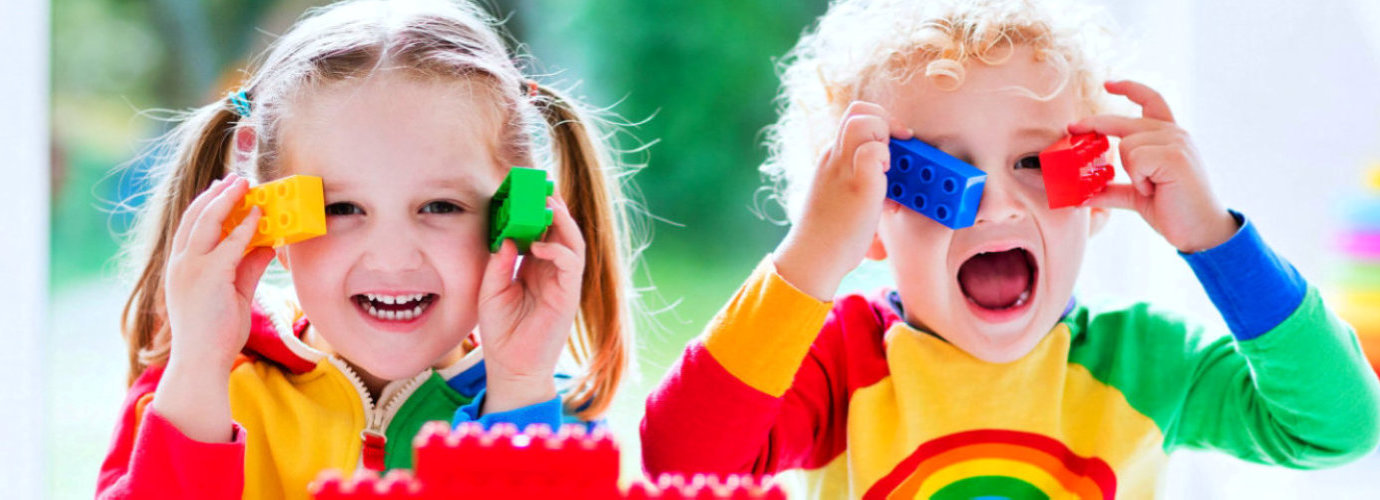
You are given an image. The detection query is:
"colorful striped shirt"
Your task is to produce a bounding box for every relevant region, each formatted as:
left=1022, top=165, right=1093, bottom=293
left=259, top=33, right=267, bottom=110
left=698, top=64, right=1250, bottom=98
left=641, top=214, right=1380, bottom=499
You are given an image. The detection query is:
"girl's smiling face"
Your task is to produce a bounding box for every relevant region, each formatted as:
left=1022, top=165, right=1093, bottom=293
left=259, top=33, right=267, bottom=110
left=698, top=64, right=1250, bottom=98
left=275, top=73, right=506, bottom=382
left=870, top=46, right=1108, bottom=362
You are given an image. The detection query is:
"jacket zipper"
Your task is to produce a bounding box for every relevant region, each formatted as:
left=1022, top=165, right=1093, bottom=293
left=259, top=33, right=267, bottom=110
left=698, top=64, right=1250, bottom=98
left=326, top=356, right=430, bottom=471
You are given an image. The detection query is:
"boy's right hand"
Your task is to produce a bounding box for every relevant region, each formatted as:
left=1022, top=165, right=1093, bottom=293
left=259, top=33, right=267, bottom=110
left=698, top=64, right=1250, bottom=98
left=163, top=174, right=276, bottom=370
left=774, top=101, right=912, bottom=301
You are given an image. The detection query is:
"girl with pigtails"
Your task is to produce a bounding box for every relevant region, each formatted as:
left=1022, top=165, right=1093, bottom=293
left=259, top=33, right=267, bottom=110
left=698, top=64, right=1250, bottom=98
left=98, top=0, right=638, bottom=498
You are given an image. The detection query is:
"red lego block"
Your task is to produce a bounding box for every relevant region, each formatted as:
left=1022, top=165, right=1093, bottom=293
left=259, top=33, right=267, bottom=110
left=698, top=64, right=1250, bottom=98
left=312, top=422, right=786, bottom=499
left=1038, top=133, right=1114, bottom=209
left=625, top=474, right=788, bottom=499
left=310, top=469, right=421, bottom=500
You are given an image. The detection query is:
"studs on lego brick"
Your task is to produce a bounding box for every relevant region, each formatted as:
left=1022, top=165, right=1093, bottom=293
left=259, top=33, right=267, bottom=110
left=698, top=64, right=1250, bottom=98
left=886, top=138, right=986, bottom=230
left=221, top=174, right=326, bottom=248
left=315, top=422, right=786, bottom=499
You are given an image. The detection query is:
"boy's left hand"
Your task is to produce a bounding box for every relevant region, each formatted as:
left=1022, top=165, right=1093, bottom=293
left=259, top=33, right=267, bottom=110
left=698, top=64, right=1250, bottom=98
left=1069, top=80, right=1238, bottom=253
left=476, top=196, right=584, bottom=415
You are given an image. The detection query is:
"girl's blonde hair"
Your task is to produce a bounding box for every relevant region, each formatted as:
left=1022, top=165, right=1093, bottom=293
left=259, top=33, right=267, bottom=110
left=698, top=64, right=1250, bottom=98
left=120, top=0, right=636, bottom=419
left=762, top=0, right=1114, bottom=221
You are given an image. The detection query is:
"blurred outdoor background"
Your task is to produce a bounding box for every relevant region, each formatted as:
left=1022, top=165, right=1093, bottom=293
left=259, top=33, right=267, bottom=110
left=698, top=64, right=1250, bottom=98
left=19, top=0, right=1380, bottom=497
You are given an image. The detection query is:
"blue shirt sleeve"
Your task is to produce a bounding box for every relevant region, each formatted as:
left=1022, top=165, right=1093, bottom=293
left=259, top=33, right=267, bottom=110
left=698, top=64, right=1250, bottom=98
left=1179, top=210, right=1309, bottom=340
left=452, top=389, right=565, bottom=430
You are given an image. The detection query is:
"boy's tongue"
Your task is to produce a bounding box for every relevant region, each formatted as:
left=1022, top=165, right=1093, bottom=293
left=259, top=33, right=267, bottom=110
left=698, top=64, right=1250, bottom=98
left=958, top=249, right=1032, bottom=309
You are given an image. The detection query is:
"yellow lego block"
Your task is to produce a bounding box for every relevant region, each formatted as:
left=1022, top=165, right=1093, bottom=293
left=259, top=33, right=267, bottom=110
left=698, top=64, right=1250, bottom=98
left=220, top=175, right=327, bottom=248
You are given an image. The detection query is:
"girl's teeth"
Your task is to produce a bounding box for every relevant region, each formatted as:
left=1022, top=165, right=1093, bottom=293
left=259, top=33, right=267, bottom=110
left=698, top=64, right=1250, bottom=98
left=362, top=295, right=431, bottom=321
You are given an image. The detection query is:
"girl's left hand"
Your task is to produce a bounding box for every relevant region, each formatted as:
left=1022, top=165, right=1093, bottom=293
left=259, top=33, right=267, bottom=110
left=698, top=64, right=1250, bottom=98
left=476, top=196, right=585, bottom=414
left=1069, top=80, right=1239, bottom=253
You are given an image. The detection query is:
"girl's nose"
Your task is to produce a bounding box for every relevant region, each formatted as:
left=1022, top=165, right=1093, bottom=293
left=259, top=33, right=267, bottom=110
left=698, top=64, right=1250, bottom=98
left=359, top=222, right=426, bottom=272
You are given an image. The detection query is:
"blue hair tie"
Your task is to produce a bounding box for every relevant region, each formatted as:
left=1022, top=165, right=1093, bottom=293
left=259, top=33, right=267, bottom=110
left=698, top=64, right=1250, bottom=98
left=227, top=90, right=252, bottom=117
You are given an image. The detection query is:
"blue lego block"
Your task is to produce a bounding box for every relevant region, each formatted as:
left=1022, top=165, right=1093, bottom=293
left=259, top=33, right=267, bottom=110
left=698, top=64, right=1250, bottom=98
left=886, top=138, right=986, bottom=229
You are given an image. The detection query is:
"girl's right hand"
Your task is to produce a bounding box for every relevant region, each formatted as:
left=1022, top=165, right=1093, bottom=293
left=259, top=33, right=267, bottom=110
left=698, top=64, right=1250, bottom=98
left=163, top=174, right=276, bottom=371
left=773, top=101, right=912, bottom=301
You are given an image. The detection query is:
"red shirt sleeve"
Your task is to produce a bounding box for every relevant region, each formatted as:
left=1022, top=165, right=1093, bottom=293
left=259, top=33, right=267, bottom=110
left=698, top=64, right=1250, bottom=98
left=96, top=365, right=246, bottom=499
left=640, top=258, right=892, bottom=477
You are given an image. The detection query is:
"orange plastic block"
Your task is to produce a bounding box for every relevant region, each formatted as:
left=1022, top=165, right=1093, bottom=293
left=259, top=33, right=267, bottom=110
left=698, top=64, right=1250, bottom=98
left=220, top=175, right=327, bottom=248
left=310, top=422, right=787, bottom=499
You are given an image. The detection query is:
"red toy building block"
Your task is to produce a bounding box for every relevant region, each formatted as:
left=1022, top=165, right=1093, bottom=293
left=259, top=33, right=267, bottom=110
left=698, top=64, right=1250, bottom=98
left=1038, top=133, right=1114, bottom=209
left=310, top=422, right=786, bottom=499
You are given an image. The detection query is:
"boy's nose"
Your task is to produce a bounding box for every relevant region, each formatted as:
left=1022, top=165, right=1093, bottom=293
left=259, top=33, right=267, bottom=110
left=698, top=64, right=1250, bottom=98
left=973, top=176, right=1025, bottom=226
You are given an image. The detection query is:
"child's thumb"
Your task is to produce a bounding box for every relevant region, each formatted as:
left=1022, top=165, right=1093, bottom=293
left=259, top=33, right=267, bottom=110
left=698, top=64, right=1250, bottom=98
left=1087, top=183, right=1138, bottom=212
left=479, top=240, right=520, bottom=299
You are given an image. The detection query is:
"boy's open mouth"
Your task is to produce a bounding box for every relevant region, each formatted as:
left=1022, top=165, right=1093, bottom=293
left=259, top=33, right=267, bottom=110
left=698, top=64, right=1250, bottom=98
left=957, top=248, right=1037, bottom=311
left=351, top=293, right=438, bottom=322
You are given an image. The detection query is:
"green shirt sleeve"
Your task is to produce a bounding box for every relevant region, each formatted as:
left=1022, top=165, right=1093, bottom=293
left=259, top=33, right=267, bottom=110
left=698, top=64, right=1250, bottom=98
left=1164, top=287, right=1380, bottom=468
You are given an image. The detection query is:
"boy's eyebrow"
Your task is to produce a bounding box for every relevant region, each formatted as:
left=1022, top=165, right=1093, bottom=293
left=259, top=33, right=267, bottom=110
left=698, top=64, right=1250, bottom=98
left=1014, top=126, right=1065, bottom=143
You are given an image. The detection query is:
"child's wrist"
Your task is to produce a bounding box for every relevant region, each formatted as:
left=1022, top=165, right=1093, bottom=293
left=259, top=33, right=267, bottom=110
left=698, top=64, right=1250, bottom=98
left=153, top=357, right=234, bottom=442
left=482, top=370, right=558, bottom=415
left=168, top=340, right=238, bottom=376
left=774, top=229, right=850, bottom=302
left=1175, top=209, right=1239, bottom=254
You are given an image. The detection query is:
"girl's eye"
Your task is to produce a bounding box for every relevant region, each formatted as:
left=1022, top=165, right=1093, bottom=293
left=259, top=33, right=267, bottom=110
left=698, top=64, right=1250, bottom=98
left=420, top=201, right=462, bottom=214
left=1014, top=155, right=1042, bottom=170
left=325, top=202, right=363, bottom=216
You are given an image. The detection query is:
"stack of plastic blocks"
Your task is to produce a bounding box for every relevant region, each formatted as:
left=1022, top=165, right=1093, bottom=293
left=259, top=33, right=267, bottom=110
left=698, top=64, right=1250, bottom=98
left=1333, top=166, right=1380, bottom=375
left=219, top=174, right=327, bottom=248
left=1037, top=133, right=1114, bottom=209
left=489, top=167, right=555, bottom=253
left=886, top=138, right=986, bottom=229
left=310, top=422, right=787, bottom=499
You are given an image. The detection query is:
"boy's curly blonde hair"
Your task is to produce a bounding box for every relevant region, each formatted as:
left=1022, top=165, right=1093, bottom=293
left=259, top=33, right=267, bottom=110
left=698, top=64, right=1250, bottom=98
left=761, top=0, right=1116, bottom=221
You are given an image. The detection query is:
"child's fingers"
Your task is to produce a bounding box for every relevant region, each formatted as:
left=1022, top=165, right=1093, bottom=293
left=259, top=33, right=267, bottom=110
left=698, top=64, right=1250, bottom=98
left=833, top=102, right=890, bottom=159
left=479, top=239, right=520, bottom=299
left=1068, top=115, right=1163, bottom=139
left=1124, top=145, right=1176, bottom=196
left=172, top=177, right=231, bottom=254
left=213, top=207, right=261, bottom=260
left=1087, top=184, right=1140, bottom=212
left=1116, top=128, right=1186, bottom=157
left=1106, top=80, right=1177, bottom=123
left=527, top=241, right=581, bottom=278
left=853, top=140, right=890, bottom=177
left=542, top=197, right=587, bottom=262
left=234, top=247, right=276, bottom=299
left=835, top=114, right=890, bottom=173
left=188, top=176, right=250, bottom=254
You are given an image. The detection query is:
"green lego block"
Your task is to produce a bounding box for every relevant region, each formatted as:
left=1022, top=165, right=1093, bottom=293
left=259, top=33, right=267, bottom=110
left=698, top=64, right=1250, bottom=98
left=489, top=167, right=555, bottom=253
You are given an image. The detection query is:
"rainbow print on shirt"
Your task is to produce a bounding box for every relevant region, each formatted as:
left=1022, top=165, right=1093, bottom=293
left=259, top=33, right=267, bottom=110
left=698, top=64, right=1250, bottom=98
left=863, top=429, right=1117, bottom=500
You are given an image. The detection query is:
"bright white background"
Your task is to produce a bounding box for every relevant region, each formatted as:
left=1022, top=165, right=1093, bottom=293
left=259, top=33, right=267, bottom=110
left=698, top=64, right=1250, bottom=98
left=1, top=0, right=49, bottom=499
left=1086, top=0, right=1380, bottom=497
left=10, top=0, right=1380, bottom=498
